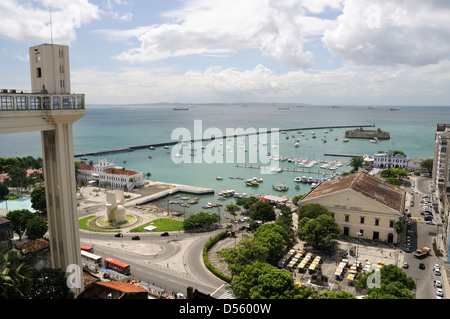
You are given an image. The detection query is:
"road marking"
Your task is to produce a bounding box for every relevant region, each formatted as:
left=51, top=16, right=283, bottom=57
left=211, top=284, right=225, bottom=297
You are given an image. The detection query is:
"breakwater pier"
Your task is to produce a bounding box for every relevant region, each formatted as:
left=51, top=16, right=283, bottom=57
left=74, top=124, right=374, bottom=158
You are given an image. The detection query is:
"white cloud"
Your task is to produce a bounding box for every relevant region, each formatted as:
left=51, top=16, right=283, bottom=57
left=323, top=0, right=450, bottom=66
left=72, top=60, right=450, bottom=106
left=110, top=0, right=336, bottom=69
left=0, top=0, right=99, bottom=44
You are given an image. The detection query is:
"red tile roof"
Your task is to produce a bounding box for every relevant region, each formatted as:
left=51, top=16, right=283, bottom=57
left=106, top=168, right=139, bottom=176
left=302, top=172, right=405, bottom=212
left=96, top=281, right=147, bottom=293
left=78, top=163, right=94, bottom=171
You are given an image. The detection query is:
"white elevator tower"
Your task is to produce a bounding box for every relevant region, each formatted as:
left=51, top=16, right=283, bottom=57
left=0, top=43, right=85, bottom=294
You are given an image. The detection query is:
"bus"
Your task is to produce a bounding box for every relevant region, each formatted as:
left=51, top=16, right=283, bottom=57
left=104, top=258, right=131, bottom=276
left=81, top=250, right=103, bottom=267
left=80, top=245, right=94, bottom=253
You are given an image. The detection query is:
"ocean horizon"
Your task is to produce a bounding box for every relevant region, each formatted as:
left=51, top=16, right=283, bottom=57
left=1, top=103, right=450, bottom=218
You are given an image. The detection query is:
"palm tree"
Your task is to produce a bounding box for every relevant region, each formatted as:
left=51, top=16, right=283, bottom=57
left=0, top=246, right=34, bottom=299
left=225, top=203, right=241, bottom=221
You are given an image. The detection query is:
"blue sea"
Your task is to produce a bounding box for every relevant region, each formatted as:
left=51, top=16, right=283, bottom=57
left=1, top=104, right=450, bottom=218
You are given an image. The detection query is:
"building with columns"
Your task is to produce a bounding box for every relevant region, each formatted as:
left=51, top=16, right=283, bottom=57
left=300, top=172, right=406, bottom=244
left=0, top=43, right=85, bottom=294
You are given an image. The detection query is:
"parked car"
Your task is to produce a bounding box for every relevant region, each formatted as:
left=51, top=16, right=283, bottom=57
left=435, top=280, right=442, bottom=288
left=114, top=233, right=123, bottom=237
left=436, top=288, right=444, bottom=297
left=434, top=268, right=441, bottom=276
left=419, top=263, right=425, bottom=269
left=402, top=262, right=409, bottom=269
left=132, top=236, right=140, bottom=240
left=161, top=232, right=169, bottom=236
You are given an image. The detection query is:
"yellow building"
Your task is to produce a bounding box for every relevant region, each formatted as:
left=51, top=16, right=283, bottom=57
left=300, top=172, right=406, bottom=243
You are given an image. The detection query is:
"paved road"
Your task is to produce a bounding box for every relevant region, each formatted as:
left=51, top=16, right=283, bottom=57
left=402, top=176, right=447, bottom=299
left=80, top=229, right=231, bottom=298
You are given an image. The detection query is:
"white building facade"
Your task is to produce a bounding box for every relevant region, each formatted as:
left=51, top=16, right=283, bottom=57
left=373, top=149, right=408, bottom=170
left=77, top=158, right=145, bottom=191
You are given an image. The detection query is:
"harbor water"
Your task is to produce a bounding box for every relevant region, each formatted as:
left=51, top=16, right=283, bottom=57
left=1, top=104, right=449, bottom=218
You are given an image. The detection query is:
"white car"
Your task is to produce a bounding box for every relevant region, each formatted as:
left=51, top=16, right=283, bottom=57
left=434, top=269, right=441, bottom=276
left=436, top=288, right=444, bottom=297
left=435, top=280, right=442, bottom=288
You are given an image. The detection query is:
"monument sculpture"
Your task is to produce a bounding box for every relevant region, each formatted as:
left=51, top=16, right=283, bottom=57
left=106, top=190, right=127, bottom=225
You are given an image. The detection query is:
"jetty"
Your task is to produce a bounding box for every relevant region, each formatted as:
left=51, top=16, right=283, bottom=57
left=324, top=153, right=363, bottom=158
left=74, top=124, right=375, bottom=158
left=124, top=182, right=214, bottom=206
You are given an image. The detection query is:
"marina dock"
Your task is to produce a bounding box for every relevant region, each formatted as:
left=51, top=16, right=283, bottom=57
left=235, top=164, right=337, bottom=176
left=74, top=124, right=375, bottom=158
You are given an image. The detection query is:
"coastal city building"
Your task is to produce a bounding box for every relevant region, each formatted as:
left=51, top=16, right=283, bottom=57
left=300, top=172, right=405, bottom=243
left=432, top=124, right=450, bottom=217
left=77, top=158, right=145, bottom=191
left=373, top=149, right=408, bottom=170
left=0, top=43, right=85, bottom=294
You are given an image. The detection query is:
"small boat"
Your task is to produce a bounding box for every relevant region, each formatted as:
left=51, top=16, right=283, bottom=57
left=273, top=184, right=289, bottom=191
left=343, top=139, right=349, bottom=142
left=390, top=107, right=399, bottom=111
left=80, top=157, right=87, bottom=160
left=148, top=155, right=152, bottom=158
left=294, top=142, right=299, bottom=147
left=370, top=137, right=379, bottom=143
left=149, top=146, right=155, bottom=150
left=216, top=177, right=223, bottom=180
left=294, top=177, right=302, bottom=183
left=294, top=184, right=300, bottom=189
left=164, top=145, right=169, bottom=149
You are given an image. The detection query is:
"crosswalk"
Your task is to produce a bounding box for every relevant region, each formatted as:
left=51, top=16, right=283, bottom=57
left=217, top=288, right=236, bottom=299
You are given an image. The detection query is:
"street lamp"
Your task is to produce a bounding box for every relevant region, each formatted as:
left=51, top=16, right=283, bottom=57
left=356, top=232, right=362, bottom=267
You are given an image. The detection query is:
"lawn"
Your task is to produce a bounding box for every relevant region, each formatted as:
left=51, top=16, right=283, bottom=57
left=131, top=218, right=184, bottom=233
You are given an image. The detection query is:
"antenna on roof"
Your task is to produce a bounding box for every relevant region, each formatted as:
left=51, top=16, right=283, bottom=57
left=48, top=4, right=53, bottom=44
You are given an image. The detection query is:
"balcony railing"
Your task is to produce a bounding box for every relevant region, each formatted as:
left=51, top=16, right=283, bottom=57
left=0, top=91, right=85, bottom=116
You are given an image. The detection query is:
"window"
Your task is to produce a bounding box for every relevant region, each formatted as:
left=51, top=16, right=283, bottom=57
left=375, top=219, right=380, bottom=226
left=360, top=217, right=365, bottom=224
left=389, top=220, right=394, bottom=228
left=36, top=67, right=42, bottom=78
left=15, top=96, right=28, bottom=110
left=29, top=96, right=41, bottom=110
left=35, top=53, right=40, bottom=63
left=0, top=96, right=13, bottom=110
left=52, top=96, right=61, bottom=109
left=345, top=215, right=349, bottom=222
left=43, top=97, right=51, bottom=110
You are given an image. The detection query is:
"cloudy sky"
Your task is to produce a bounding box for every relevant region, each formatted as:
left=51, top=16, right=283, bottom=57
left=1, top=0, right=450, bottom=106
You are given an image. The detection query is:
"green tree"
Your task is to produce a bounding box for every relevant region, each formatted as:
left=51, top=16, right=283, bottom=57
left=250, top=201, right=276, bottom=223
left=355, top=264, right=416, bottom=299
left=0, top=183, right=8, bottom=199
left=420, top=158, right=433, bottom=176
left=231, top=262, right=302, bottom=299
left=219, top=238, right=269, bottom=277
left=297, top=214, right=341, bottom=248
left=184, top=212, right=219, bottom=230
left=276, top=206, right=294, bottom=234
left=6, top=209, right=35, bottom=241
left=0, top=245, right=34, bottom=299
left=225, top=204, right=241, bottom=220
left=30, top=186, right=47, bottom=215
left=253, top=223, right=289, bottom=261
left=235, top=197, right=258, bottom=210
left=349, top=156, right=364, bottom=172
left=29, top=268, right=75, bottom=299
left=311, top=289, right=356, bottom=299
left=297, top=203, right=331, bottom=220
left=26, top=217, right=48, bottom=240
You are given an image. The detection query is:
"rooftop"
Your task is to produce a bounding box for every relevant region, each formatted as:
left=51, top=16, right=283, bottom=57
left=302, top=172, right=405, bottom=213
